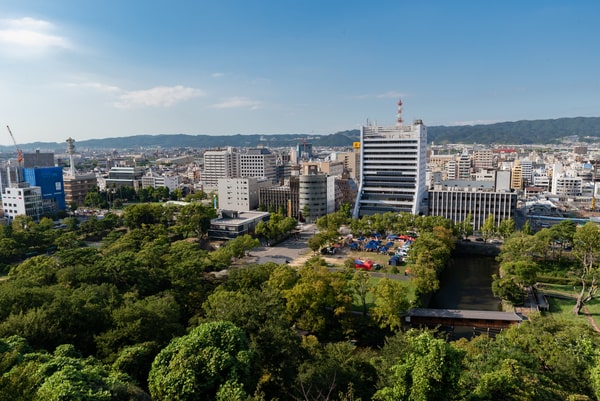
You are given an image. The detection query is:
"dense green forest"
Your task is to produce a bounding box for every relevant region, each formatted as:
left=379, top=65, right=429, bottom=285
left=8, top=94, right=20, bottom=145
left=4, top=116, right=600, bottom=153
left=1, top=205, right=600, bottom=400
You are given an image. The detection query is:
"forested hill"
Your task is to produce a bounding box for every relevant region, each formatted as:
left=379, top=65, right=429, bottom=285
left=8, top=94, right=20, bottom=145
left=4, top=116, right=600, bottom=152
left=428, top=116, right=600, bottom=145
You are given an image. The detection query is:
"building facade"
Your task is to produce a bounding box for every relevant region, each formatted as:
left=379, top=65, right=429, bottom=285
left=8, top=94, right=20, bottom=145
left=63, top=173, right=98, bottom=206
left=218, top=177, right=272, bottom=211
left=208, top=210, right=270, bottom=240
left=23, top=151, right=54, bottom=168
left=299, top=174, right=328, bottom=223
left=239, top=148, right=277, bottom=183
left=258, top=177, right=300, bottom=217
left=353, top=120, right=427, bottom=217
left=473, top=149, right=494, bottom=170
left=104, top=167, right=144, bottom=190
left=141, top=172, right=181, bottom=192
left=23, top=167, right=66, bottom=214
left=428, top=188, right=517, bottom=230
left=203, top=148, right=239, bottom=188
left=2, top=184, right=43, bottom=222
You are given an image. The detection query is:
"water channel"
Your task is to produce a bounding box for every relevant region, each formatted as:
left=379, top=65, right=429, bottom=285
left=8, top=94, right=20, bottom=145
left=428, top=254, right=501, bottom=311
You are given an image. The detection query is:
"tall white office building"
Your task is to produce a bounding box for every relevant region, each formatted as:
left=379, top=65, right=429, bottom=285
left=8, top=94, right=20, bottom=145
left=353, top=113, right=427, bottom=218
left=203, top=148, right=240, bottom=189
left=239, top=148, right=278, bottom=183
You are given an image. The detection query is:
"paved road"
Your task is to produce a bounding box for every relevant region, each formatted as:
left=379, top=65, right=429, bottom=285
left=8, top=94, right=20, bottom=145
left=247, top=223, right=315, bottom=265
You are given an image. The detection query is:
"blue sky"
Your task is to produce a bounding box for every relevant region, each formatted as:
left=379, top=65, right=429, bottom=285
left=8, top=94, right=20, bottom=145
left=1, top=1, right=599, bottom=145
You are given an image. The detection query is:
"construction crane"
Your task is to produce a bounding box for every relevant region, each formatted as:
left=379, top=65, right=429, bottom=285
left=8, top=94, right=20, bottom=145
left=6, top=125, right=23, bottom=183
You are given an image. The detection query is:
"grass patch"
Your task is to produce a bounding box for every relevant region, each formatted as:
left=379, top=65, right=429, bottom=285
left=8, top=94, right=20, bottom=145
left=539, top=283, right=575, bottom=297
left=350, top=271, right=417, bottom=312
left=544, top=295, right=600, bottom=329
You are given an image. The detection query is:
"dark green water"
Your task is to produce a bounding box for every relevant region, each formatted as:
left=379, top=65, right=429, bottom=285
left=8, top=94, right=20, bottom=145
left=428, top=254, right=501, bottom=311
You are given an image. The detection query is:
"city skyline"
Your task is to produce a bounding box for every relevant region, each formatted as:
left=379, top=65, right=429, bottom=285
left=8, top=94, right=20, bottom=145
left=1, top=1, right=600, bottom=146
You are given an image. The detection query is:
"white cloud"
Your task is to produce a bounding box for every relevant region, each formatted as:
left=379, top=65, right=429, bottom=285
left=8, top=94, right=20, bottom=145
left=0, top=17, right=71, bottom=56
left=375, top=91, right=406, bottom=99
left=65, top=81, right=121, bottom=93
left=352, top=91, right=406, bottom=100
left=211, top=97, right=261, bottom=110
left=115, top=85, right=204, bottom=108
left=211, top=72, right=225, bottom=78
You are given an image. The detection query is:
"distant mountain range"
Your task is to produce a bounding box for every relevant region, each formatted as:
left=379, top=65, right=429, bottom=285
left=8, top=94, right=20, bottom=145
left=3, top=116, right=600, bottom=153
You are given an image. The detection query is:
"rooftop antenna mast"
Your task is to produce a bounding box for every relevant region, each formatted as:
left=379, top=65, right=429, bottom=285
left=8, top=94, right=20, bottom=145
left=6, top=125, right=23, bottom=184
left=396, top=98, right=403, bottom=126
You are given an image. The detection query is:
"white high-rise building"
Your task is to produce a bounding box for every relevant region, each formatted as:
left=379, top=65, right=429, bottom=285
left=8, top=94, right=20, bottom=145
left=353, top=119, right=427, bottom=217
left=457, top=153, right=472, bottom=179
left=217, top=177, right=272, bottom=211
left=2, top=184, right=43, bottom=222
left=239, top=148, right=277, bottom=183
left=203, top=148, right=240, bottom=189
left=519, top=159, right=533, bottom=185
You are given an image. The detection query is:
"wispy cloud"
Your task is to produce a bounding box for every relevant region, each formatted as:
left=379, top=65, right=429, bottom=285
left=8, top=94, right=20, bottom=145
left=211, top=72, right=225, bottom=78
left=212, top=97, right=261, bottom=110
left=65, top=81, right=121, bottom=93
left=353, top=91, right=406, bottom=100
left=0, top=17, right=71, bottom=57
left=376, top=91, right=405, bottom=99
left=63, top=80, right=204, bottom=108
left=115, top=85, right=204, bottom=108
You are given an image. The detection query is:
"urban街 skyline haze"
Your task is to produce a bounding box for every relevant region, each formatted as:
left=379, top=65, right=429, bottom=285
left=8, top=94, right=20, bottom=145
left=1, top=1, right=599, bottom=146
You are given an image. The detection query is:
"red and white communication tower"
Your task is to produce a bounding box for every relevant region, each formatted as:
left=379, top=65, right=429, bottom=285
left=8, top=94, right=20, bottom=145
left=396, top=98, right=403, bottom=126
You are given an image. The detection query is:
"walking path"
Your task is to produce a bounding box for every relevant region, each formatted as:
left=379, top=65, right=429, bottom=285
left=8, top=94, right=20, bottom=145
left=583, top=306, right=600, bottom=332
left=533, top=289, right=600, bottom=333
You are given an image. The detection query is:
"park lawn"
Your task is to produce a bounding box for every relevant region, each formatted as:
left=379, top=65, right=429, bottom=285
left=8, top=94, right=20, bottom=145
left=540, top=283, right=575, bottom=297
left=350, top=271, right=417, bottom=312
left=545, top=296, right=600, bottom=328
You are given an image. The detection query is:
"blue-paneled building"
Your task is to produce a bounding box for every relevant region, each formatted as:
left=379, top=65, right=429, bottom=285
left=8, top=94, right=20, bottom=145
left=23, top=167, right=66, bottom=214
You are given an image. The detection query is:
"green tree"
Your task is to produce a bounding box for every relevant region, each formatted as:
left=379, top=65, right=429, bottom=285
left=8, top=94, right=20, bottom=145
left=84, top=190, right=105, bottom=209
left=307, top=232, right=328, bottom=253
left=458, top=212, right=474, bottom=239
left=123, top=203, right=169, bottom=229
left=405, top=232, right=452, bottom=297
left=496, top=231, right=537, bottom=264
left=173, top=203, right=216, bottom=239
left=373, top=330, right=464, bottom=401
left=497, top=218, right=516, bottom=240
left=282, top=265, right=353, bottom=337
left=550, top=219, right=577, bottom=260
left=572, top=222, right=600, bottom=315
left=480, top=214, right=496, bottom=243
left=202, top=286, right=302, bottom=398
left=351, top=270, right=371, bottom=316
left=95, top=293, right=184, bottom=361
left=112, top=341, right=161, bottom=390
left=54, top=231, right=81, bottom=251
left=63, top=216, right=80, bottom=232
left=370, top=278, right=409, bottom=330
left=148, top=321, right=254, bottom=401
left=295, top=339, right=377, bottom=401
left=36, top=344, right=150, bottom=401
left=492, top=274, right=524, bottom=305
left=163, top=240, right=212, bottom=318
left=0, top=237, right=21, bottom=266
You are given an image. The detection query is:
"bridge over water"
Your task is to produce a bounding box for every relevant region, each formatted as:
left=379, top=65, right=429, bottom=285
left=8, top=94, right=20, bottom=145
left=406, top=308, right=523, bottom=334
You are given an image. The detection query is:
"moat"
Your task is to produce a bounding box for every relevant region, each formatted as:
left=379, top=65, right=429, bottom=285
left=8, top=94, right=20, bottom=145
left=429, top=254, right=501, bottom=311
